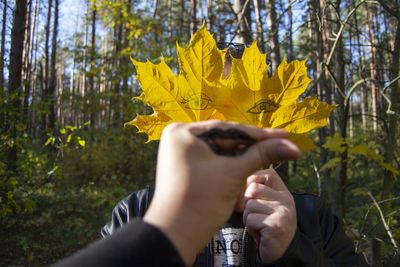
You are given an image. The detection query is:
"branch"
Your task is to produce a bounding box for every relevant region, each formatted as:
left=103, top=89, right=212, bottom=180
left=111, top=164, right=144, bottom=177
left=325, top=0, right=367, bottom=66
left=366, top=190, right=399, bottom=251
left=345, top=78, right=371, bottom=103
left=379, top=75, right=400, bottom=117
left=377, top=0, right=399, bottom=19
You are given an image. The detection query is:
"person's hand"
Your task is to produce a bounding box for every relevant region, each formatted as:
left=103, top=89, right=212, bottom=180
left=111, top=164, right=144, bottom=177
left=143, top=121, right=300, bottom=266
left=242, top=169, right=297, bottom=263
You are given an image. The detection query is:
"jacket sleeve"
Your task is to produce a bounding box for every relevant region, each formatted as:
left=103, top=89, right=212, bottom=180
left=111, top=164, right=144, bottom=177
left=264, top=194, right=369, bottom=267
left=101, top=187, right=155, bottom=238
left=56, top=219, right=185, bottom=267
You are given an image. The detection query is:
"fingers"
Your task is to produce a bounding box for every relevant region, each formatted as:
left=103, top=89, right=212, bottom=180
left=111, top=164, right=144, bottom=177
left=185, top=120, right=289, bottom=140
left=247, top=169, right=289, bottom=192
left=239, top=138, right=300, bottom=172
left=243, top=198, right=275, bottom=225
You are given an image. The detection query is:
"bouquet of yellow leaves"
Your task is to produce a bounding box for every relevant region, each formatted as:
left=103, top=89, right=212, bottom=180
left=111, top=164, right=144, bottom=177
left=127, top=25, right=336, bottom=152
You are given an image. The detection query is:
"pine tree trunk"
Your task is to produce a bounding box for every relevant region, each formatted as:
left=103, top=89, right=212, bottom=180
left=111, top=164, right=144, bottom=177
left=364, top=4, right=378, bottom=134
left=234, top=0, right=252, bottom=46
left=89, top=0, right=97, bottom=127
left=21, top=0, right=32, bottom=125
left=253, top=0, right=264, bottom=52
left=287, top=0, right=293, bottom=61
left=190, top=0, right=197, bottom=34
left=168, top=0, right=172, bottom=39
left=353, top=1, right=368, bottom=130
left=7, top=0, right=27, bottom=172
left=0, top=0, right=7, bottom=92
left=265, top=0, right=281, bottom=71
left=48, top=0, right=59, bottom=131
left=206, top=0, right=212, bottom=32
left=331, top=0, right=347, bottom=219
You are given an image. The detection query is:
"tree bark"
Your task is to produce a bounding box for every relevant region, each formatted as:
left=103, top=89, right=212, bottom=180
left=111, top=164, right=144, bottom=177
left=89, top=0, right=97, bottom=127
left=42, top=0, right=52, bottom=133
left=364, top=4, right=378, bottom=134
left=190, top=0, right=197, bottom=34
left=265, top=0, right=281, bottom=71
left=234, top=0, right=252, bottom=46
left=287, top=0, right=293, bottom=61
left=21, top=0, right=32, bottom=125
left=206, top=0, right=212, bottom=32
left=7, top=0, right=27, bottom=171
left=48, top=0, right=59, bottom=131
left=0, top=0, right=7, bottom=92
left=253, top=0, right=264, bottom=52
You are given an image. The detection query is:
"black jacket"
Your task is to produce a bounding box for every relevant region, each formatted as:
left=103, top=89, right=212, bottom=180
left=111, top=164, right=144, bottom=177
left=101, top=187, right=369, bottom=266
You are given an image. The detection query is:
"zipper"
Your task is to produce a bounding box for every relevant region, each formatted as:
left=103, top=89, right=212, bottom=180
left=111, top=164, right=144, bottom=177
left=242, top=227, right=249, bottom=267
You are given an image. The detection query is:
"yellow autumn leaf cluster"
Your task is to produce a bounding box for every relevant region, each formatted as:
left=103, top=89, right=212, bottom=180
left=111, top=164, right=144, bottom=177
left=126, top=25, right=337, bottom=152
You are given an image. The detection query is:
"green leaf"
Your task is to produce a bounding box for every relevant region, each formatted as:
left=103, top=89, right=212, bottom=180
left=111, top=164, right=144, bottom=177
left=66, top=134, right=72, bottom=143
left=59, top=128, right=66, bottom=134
left=65, top=125, right=78, bottom=131
left=44, top=137, right=54, bottom=147
left=78, top=140, right=86, bottom=147
left=319, top=157, right=341, bottom=172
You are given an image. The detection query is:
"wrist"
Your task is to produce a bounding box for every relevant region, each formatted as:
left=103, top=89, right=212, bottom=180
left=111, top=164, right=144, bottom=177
left=143, top=201, right=200, bottom=266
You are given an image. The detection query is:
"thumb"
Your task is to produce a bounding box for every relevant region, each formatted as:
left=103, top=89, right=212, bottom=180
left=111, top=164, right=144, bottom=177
left=242, top=138, right=300, bottom=171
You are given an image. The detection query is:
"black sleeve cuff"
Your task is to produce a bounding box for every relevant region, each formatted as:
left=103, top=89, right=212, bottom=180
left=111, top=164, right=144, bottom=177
left=56, top=219, right=185, bottom=267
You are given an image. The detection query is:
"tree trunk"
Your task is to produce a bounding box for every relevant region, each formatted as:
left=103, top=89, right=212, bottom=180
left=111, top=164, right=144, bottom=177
left=265, top=0, right=281, bottom=71
left=330, top=0, right=347, bottom=219
left=206, top=0, right=212, bottom=32
left=253, top=0, right=264, bottom=52
left=364, top=4, right=378, bottom=134
left=42, top=0, right=52, bottom=133
left=0, top=0, right=7, bottom=92
left=152, top=0, right=158, bottom=18
left=234, top=0, right=252, bottom=46
left=7, top=0, right=27, bottom=172
left=21, top=0, right=32, bottom=125
left=48, top=0, right=59, bottom=131
left=190, top=0, right=197, bottom=34
left=89, top=0, right=97, bottom=127
left=287, top=0, right=293, bottom=61
left=353, top=0, right=367, bottom=130
left=168, top=0, right=172, bottom=39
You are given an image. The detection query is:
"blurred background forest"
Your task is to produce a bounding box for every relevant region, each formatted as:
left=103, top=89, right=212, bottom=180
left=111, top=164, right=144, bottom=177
left=0, top=0, right=399, bottom=265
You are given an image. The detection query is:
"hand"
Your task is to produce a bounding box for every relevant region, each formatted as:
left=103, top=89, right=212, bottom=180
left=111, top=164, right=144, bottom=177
left=243, top=169, right=297, bottom=263
left=143, top=121, right=300, bottom=266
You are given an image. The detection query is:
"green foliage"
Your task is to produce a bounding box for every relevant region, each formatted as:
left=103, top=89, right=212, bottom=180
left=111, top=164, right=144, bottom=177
left=0, top=125, right=157, bottom=266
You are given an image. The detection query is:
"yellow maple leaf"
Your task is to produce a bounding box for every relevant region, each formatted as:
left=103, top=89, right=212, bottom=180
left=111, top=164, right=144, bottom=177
left=127, top=25, right=336, bottom=151
left=125, top=26, right=225, bottom=142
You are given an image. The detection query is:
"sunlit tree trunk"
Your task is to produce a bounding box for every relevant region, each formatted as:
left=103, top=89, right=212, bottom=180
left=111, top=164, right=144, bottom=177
left=234, top=0, right=252, bottom=46
left=48, top=0, right=59, bottom=131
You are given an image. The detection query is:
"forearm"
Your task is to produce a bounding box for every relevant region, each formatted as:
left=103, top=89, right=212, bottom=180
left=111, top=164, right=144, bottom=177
left=56, top=219, right=185, bottom=267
